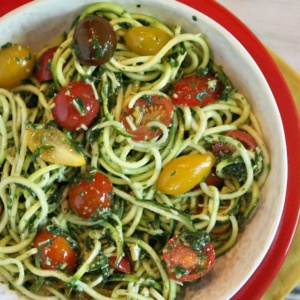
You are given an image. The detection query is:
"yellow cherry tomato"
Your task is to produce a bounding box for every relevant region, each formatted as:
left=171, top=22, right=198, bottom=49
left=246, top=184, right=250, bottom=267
left=26, top=127, right=86, bottom=167
left=124, top=26, right=172, bottom=56
left=0, top=43, right=35, bottom=89
left=157, top=153, right=215, bottom=195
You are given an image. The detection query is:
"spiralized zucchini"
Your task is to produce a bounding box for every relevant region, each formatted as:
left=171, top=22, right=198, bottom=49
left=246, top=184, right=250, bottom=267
left=0, top=2, right=270, bottom=299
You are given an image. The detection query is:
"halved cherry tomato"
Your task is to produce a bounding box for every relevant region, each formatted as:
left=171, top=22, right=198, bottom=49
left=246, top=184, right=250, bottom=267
left=124, top=26, right=172, bottom=56
left=26, top=126, right=86, bottom=167
left=68, top=172, right=113, bottom=219
left=157, top=153, right=215, bottom=195
left=108, top=256, right=132, bottom=274
left=73, top=15, right=117, bottom=66
left=120, top=95, right=174, bottom=141
left=162, top=236, right=215, bottom=282
left=0, top=43, right=35, bottom=89
left=226, top=130, right=257, bottom=150
left=35, top=46, right=57, bottom=82
left=171, top=74, right=221, bottom=107
left=33, top=228, right=77, bottom=273
left=52, top=82, right=100, bottom=131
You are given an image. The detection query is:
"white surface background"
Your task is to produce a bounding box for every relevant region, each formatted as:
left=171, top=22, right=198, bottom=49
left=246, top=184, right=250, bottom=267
left=215, top=0, right=300, bottom=73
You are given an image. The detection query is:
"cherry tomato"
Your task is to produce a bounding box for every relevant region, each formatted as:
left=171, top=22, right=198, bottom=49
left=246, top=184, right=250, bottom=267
left=205, top=167, right=224, bottom=187
left=124, top=26, right=172, bottom=56
left=35, top=46, right=57, bottom=82
left=73, top=15, right=117, bottom=66
left=162, top=236, right=215, bottom=282
left=33, top=228, right=77, bottom=272
left=171, top=74, right=221, bottom=107
left=157, top=153, right=215, bottom=195
left=212, top=141, right=235, bottom=155
left=68, top=172, right=113, bottom=219
left=26, top=126, right=86, bottom=167
left=0, top=43, right=35, bottom=89
left=120, top=95, right=174, bottom=141
left=226, top=130, right=257, bottom=150
left=52, top=82, right=100, bottom=131
left=108, top=256, right=132, bottom=274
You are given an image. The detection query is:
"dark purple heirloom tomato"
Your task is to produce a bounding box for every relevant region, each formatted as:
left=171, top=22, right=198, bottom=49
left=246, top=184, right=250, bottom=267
left=73, top=15, right=117, bottom=66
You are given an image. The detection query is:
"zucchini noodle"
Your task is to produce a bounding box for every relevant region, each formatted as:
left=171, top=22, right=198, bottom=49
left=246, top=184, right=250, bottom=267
left=0, top=2, right=270, bottom=299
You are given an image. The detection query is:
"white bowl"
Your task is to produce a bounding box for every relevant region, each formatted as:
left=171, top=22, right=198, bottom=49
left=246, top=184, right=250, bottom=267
left=0, top=0, right=287, bottom=299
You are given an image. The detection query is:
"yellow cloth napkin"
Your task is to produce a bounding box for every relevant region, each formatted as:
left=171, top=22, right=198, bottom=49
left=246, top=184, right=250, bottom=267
left=262, top=50, right=300, bottom=300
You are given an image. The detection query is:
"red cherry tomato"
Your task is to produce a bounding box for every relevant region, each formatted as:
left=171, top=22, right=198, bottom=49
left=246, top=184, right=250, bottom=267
left=73, top=15, right=117, bottom=66
left=35, top=46, right=57, bottom=82
left=162, top=236, right=215, bottom=282
left=68, top=172, right=113, bottom=219
left=52, top=82, right=100, bottom=131
left=212, top=141, right=235, bottom=155
left=120, top=95, right=174, bottom=141
left=171, top=74, right=221, bottom=107
left=108, top=256, right=132, bottom=274
left=205, top=167, right=224, bottom=187
left=33, top=228, right=77, bottom=272
left=226, top=130, right=257, bottom=150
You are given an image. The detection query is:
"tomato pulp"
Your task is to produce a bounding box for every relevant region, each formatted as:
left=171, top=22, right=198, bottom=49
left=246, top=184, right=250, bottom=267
left=120, top=95, right=174, bottom=141
left=162, top=235, right=215, bottom=282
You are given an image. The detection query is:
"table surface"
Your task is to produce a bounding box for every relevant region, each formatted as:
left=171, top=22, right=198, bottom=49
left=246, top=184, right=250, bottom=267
left=215, top=0, right=300, bottom=73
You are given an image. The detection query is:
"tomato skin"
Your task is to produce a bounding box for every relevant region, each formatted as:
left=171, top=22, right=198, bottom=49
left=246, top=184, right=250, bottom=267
left=205, top=167, right=224, bottom=187
left=120, top=95, right=174, bottom=141
left=52, top=82, right=100, bottom=131
left=226, top=130, right=257, bottom=150
left=212, top=141, right=235, bottom=155
left=0, top=43, right=35, bottom=89
left=26, top=126, right=86, bottom=167
left=162, top=236, right=215, bottom=282
left=73, top=15, right=117, bottom=66
left=68, top=172, right=113, bottom=219
left=157, top=153, right=215, bottom=195
left=124, top=26, right=172, bottom=56
left=108, top=256, right=132, bottom=274
left=172, top=74, right=221, bottom=107
left=35, top=46, right=57, bottom=82
left=33, top=228, right=77, bottom=272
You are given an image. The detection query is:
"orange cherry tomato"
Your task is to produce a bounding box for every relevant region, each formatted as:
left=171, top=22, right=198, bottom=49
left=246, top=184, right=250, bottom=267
left=157, top=153, right=215, bottom=195
left=162, top=235, right=215, bottom=282
left=33, top=228, right=77, bottom=273
left=0, top=43, right=35, bottom=89
left=26, top=126, right=86, bottom=167
left=68, top=172, right=113, bottom=219
left=124, top=26, right=172, bottom=56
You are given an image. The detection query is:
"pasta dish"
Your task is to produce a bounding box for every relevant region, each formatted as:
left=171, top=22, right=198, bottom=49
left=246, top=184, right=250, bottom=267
left=0, top=2, right=270, bottom=299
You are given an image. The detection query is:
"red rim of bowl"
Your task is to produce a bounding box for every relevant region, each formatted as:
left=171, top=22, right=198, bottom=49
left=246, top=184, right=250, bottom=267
left=1, top=1, right=300, bottom=299
left=177, top=0, right=300, bottom=299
